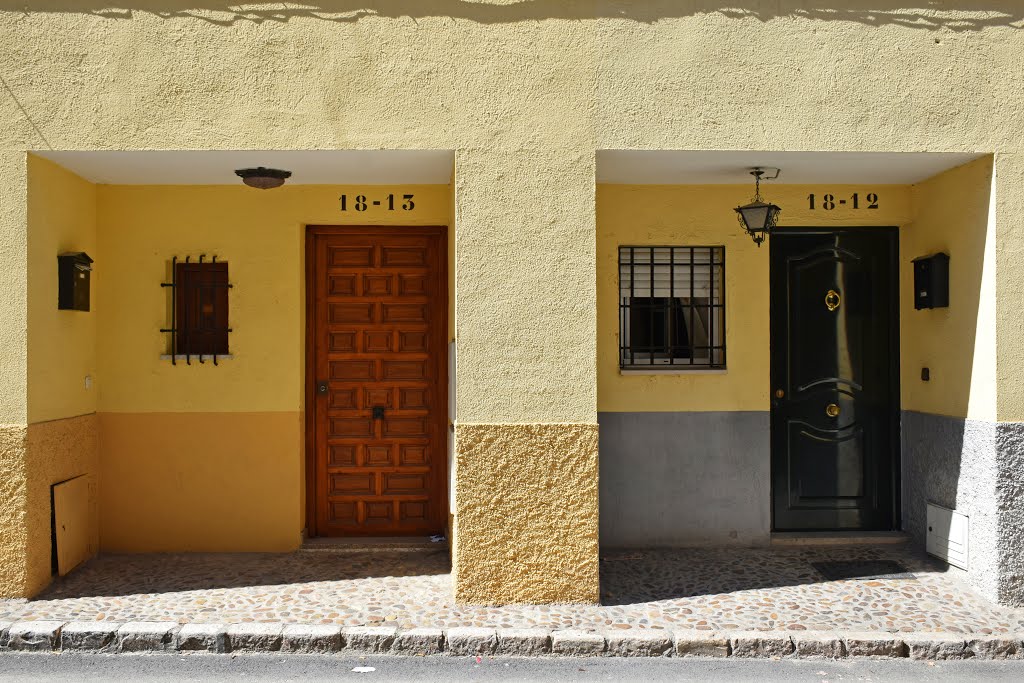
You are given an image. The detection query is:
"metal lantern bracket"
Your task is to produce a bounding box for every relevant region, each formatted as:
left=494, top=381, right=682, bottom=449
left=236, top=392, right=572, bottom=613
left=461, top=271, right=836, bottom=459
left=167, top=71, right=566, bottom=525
left=160, top=254, right=234, bottom=366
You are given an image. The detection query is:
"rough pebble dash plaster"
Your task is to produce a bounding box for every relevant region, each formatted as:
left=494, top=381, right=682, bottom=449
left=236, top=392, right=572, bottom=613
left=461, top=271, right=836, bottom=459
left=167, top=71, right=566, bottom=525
left=902, top=412, right=999, bottom=601
left=454, top=423, right=599, bottom=605
left=995, top=423, right=1024, bottom=607
left=0, top=424, right=28, bottom=597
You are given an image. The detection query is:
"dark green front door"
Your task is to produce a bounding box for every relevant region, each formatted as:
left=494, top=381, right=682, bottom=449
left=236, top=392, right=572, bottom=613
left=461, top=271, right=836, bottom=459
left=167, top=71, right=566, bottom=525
left=770, top=229, right=899, bottom=531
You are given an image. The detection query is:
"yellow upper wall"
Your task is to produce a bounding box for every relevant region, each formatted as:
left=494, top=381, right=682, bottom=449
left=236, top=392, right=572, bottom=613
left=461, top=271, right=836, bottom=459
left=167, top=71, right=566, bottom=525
left=901, top=157, right=996, bottom=421
left=597, top=183, right=911, bottom=413
left=96, top=184, right=450, bottom=414
left=995, top=153, right=1024, bottom=422
left=2, top=3, right=1023, bottom=423
left=26, top=155, right=97, bottom=424
left=0, top=153, right=28, bottom=424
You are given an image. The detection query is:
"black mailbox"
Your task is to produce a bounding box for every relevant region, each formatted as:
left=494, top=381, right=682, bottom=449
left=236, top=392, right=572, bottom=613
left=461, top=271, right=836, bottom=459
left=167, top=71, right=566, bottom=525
left=58, top=252, right=93, bottom=311
left=912, top=252, right=949, bottom=310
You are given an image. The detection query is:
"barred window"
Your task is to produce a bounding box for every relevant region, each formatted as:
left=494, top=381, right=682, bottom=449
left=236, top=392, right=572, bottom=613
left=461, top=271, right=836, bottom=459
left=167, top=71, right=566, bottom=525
left=619, top=246, right=725, bottom=369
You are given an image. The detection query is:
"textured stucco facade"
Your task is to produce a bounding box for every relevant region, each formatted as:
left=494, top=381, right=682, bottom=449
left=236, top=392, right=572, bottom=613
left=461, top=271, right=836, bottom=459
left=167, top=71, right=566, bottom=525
left=453, top=423, right=599, bottom=604
left=1, top=2, right=1023, bottom=605
left=0, top=424, right=27, bottom=596
left=0, top=415, right=98, bottom=598
left=24, top=414, right=99, bottom=597
left=902, top=411, right=999, bottom=600
left=903, top=412, right=1024, bottom=607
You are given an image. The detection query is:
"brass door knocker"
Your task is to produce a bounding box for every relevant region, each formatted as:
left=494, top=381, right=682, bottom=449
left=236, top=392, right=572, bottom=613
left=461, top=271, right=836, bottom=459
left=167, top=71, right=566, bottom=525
left=825, top=289, right=841, bottom=312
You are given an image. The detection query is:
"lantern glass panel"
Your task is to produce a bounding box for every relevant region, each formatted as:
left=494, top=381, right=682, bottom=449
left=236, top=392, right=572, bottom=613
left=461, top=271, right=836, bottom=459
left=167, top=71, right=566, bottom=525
left=740, top=204, right=771, bottom=231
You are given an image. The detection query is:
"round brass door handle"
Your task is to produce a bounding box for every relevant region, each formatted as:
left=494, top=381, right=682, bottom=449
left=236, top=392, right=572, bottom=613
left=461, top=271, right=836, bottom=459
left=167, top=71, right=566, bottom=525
left=826, top=403, right=841, bottom=417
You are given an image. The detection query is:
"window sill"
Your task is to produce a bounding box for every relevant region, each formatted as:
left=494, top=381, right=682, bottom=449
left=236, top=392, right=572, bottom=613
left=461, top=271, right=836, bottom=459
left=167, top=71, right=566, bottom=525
left=620, top=368, right=727, bottom=375
left=160, top=354, right=234, bottom=362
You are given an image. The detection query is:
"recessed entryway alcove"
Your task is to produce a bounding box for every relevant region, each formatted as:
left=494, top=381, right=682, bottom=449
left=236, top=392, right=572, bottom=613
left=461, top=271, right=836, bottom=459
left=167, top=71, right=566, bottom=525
left=595, top=149, right=996, bottom=599
left=27, top=149, right=456, bottom=564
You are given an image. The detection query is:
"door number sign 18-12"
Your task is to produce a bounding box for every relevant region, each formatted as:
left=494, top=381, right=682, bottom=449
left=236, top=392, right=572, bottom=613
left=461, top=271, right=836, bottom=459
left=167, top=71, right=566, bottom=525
left=808, top=193, right=879, bottom=210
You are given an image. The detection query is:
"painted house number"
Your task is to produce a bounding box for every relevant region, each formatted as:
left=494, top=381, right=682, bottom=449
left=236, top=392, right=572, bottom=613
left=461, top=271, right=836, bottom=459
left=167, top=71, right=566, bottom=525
left=807, top=193, right=879, bottom=210
left=339, top=194, right=415, bottom=211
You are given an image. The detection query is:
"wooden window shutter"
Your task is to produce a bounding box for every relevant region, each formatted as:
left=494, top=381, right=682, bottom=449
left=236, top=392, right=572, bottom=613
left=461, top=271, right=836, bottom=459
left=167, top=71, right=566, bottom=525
left=175, top=262, right=229, bottom=356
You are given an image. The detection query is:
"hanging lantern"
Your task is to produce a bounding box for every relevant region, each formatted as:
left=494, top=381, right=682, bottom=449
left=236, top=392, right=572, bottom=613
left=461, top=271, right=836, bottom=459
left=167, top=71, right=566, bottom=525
left=734, top=168, right=781, bottom=247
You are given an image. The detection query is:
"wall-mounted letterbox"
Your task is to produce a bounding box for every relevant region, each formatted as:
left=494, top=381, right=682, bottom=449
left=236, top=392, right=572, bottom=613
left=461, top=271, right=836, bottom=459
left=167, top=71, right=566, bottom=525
left=58, top=252, right=93, bottom=311
left=912, top=252, right=949, bottom=310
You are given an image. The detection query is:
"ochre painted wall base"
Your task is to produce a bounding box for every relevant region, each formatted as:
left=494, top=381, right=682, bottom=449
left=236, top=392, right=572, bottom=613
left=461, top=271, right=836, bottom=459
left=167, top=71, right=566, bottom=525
left=453, top=423, right=599, bottom=605
left=99, top=412, right=303, bottom=553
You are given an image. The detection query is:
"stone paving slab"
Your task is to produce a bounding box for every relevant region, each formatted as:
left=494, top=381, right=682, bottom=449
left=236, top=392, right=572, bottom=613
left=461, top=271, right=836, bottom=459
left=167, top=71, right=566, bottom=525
left=1, top=545, right=1023, bottom=651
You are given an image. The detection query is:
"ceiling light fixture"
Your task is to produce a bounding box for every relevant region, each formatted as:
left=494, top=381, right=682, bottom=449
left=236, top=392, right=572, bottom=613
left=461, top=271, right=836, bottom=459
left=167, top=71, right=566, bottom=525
left=734, top=167, right=781, bottom=247
left=234, top=167, right=292, bottom=190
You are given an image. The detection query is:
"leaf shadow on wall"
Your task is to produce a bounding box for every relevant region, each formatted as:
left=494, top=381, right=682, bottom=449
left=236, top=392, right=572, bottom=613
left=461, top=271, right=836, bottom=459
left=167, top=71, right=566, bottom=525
left=4, top=1, right=1024, bottom=31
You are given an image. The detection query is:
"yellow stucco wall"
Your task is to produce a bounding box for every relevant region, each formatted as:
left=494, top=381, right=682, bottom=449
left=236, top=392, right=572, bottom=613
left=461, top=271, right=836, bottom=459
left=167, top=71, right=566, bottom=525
left=0, top=157, right=102, bottom=598
left=95, top=183, right=449, bottom=551
left=995, top=153, right=1024, bottom=423
left=27, top=155, right=98, bottom=423
left=901, top=157, right=996, bottom=421
left=96, top=184, right=449, bottom=414
left=99, top=412, right=302, bottom=552
left=597, top=184, right=912, bottom=413
left=3, top=2, right=1024, bottom=602
left=0, top=150, right=29, bottom=596
left=0, top=151, right=27, bottom=425
left=2, top=3, right=1022, bottom=422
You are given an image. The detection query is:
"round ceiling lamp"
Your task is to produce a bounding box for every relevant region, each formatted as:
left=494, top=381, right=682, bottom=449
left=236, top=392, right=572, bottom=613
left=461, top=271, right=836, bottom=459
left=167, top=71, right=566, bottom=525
left=234, top=167, right=292, bottom=190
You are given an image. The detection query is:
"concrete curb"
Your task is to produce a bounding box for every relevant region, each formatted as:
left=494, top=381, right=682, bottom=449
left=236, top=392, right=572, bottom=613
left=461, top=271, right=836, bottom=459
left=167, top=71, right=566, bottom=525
left=0, top=621, right=1021, bottom=660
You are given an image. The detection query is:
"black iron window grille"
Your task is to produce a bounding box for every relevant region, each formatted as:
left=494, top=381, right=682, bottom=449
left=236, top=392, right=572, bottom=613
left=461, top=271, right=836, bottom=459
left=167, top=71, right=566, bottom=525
left=619, top=246, right=726, bottom=369
left=160, top=255, right=233, bottom=365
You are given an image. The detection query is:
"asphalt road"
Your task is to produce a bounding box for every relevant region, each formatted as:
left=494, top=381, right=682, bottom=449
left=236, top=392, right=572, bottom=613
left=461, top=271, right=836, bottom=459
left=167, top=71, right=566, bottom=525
left=2, top=653, right=1024, bottom=682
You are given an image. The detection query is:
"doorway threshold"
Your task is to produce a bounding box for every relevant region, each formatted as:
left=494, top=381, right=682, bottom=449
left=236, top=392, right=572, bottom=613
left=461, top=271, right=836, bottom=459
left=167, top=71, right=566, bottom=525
left=771, top=531, right=910, bottom=547
left=299, top=537, right=447, bottom=553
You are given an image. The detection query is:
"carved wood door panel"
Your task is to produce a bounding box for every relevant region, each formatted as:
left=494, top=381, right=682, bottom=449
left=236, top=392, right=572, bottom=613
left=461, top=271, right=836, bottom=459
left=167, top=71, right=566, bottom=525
left=308, top=226, right=447, bottom=536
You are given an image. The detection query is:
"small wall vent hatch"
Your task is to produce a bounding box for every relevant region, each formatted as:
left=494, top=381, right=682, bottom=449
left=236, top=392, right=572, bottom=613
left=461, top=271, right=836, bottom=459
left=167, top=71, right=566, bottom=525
left=926, top=502, right=969, bottom=570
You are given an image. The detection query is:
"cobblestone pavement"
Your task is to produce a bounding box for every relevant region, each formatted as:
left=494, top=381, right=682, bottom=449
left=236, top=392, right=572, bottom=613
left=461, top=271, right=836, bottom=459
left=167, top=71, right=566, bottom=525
left=2, top=545, right=1023, bottom=634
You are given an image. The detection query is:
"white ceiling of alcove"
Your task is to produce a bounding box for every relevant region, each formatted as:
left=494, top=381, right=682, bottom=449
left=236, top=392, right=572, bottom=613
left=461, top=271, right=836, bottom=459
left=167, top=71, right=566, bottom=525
left=35, top=149, right=988, bottom=186
left=33, top=150, right=455, bottom=185
left=597, top=150, right=987, bottom=185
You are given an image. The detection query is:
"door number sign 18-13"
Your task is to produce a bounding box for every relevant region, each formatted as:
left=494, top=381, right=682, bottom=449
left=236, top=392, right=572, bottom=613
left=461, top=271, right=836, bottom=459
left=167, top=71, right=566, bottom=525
left=339, top=194, right=415, bottom=212
left=808, top=193, right=879, bottom=210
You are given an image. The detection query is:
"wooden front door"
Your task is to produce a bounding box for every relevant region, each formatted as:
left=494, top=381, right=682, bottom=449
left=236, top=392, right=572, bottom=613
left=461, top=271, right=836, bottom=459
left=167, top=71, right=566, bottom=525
left=307, top=226, right=447, bottom=537
left=770, top=228, right=900, bottom=531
